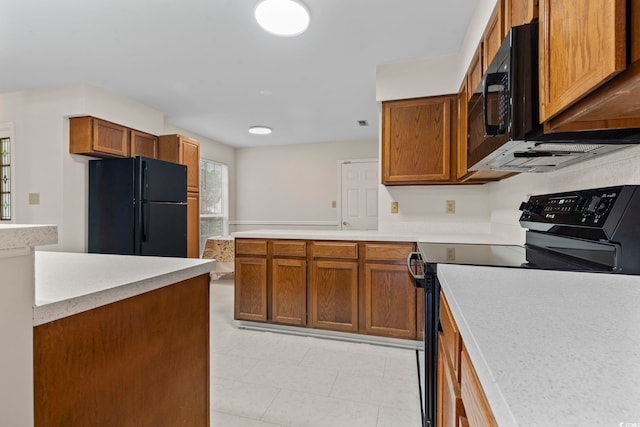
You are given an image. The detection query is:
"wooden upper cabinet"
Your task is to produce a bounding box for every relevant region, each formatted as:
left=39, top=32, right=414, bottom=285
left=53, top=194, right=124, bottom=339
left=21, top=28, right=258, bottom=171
left=186, top=192, right=200, bottom=258
left=466, top=44, right=483, bottom=99
left=503, top=0, right=538, bottom=34
left=539, top=0, right=627, bottom=122
left=70, top=116, right=129, bottom=158
left=382, top=96, right=456, bottom=185
left=158, top=135, right=200, bottom=193
left=482, top=1, right=505, bottom=74
left=130, top=129, right=158, bottom=159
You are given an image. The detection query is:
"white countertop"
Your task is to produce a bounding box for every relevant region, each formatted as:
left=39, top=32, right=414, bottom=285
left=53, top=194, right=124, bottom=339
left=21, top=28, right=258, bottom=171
left=34, top=252, right=215, bottom=325
left=232, top=229, right=520, bottom=244
left=438, top=264, right=640, bottom=426
left=0, top=224, right=57, bottom=250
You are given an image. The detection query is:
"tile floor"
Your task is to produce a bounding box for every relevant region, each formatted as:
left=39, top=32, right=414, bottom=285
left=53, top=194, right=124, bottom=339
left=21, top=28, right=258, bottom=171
left=209, top=280, right=423, bottom=427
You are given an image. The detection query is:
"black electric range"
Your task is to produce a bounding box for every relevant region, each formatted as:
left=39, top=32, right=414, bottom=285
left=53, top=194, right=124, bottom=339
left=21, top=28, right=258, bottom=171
left=410, top=185, right=640, bottom=427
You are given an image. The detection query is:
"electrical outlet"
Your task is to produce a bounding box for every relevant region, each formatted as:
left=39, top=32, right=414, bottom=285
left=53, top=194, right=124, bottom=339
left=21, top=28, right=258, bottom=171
left=390, top=201, right=399, bottom=214
left=446, top=247, right=456, bottom=261
left=331, top=200, right=336, bottom=208
left=445, top=199, right=455, bottom=214
left=29, top=193, right=40, bottom=205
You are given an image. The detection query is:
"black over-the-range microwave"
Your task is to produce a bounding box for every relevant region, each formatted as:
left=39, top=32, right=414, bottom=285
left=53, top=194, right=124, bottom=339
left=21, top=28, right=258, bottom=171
left=467, top=21, right=640, bottom=173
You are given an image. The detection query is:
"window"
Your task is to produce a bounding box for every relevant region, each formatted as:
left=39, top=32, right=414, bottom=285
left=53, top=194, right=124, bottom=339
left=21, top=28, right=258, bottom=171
left=1, top=132, right=12, bottom=222
left=200, top=159, right=229, bottom=250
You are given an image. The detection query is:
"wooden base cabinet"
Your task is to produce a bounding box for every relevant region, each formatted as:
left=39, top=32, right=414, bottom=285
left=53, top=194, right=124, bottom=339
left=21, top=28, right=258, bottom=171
left=234, top=239, right=268, bottom=322
left=272, top=258, right=307, bottom=326
left=362, top=243, right=416, bottom=339
left=439, top=291, right=497, bottom=427
left=34, top=275, right=210, bottom=427
left=234, top=238, right=423, bottom=340
left=438, top=334, right=465, bottom=427
left=310, top=260, right=358, bottom=332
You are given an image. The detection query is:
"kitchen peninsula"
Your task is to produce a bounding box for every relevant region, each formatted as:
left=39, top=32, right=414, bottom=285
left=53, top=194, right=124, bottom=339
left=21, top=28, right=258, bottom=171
left=0, top=225, right=215, bottom=427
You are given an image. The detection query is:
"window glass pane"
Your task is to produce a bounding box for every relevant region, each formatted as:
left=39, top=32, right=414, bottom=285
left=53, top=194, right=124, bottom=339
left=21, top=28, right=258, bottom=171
left=1, top=137, right=10, bottom=221
left=199, top=159, right=228, bottom=247
left=200, top=161, right=223, bottom=215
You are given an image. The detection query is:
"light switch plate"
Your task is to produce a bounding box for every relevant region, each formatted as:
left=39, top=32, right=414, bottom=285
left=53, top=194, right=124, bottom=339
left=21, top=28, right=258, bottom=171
left=29, top=193, right=40, bottom=205
left=331, top=200, right=337, bottom=208
left=391, top=201, right=399, bottom=214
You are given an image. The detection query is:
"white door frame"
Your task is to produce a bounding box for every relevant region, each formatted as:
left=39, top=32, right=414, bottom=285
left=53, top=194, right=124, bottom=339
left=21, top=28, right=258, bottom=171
left=337, top=158, right=379, bottom=230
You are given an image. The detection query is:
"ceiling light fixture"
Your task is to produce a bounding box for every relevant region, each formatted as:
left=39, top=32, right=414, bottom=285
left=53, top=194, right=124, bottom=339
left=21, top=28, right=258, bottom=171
left=254, top=0, right=310, bottom=37
left=248, top=126, right=272, bottom=135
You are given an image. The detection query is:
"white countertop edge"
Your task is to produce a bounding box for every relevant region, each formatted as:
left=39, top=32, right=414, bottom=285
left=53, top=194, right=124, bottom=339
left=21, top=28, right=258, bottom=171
left=33, top=259, right=215, bottom=326
left=0, top=224, right=58, bottom=250
left=437, top=264, right=518, bottom=427
left=231, top=229, right=521, bottom=244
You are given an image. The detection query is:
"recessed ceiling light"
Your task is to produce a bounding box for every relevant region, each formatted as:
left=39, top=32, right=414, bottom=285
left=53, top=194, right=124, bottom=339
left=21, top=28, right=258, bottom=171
left=254, top=0, right=310, bottom=37
left=248, top=126, right=272, bottom=135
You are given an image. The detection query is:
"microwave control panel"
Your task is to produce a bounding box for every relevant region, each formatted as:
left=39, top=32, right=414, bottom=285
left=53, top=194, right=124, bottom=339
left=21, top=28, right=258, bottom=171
left=519, top=186, right=624, bottom=227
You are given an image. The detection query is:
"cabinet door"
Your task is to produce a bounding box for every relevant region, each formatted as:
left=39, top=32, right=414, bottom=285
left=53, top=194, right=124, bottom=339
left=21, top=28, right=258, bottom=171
left=181, top=138, right=200, bottom=193
left=382, top=96, right=453, bottom=185
left=272, top=258, right=307, bottom=325
left=69, top=116, right=129, bottom=158
left=187, top=192, right=200, bottom=258
left=539, top=0, right=627, bottom=121
left=482, top=2, right=505, bottom=73
left=504, top=0, right=538, bottom=31
left=234, top=256, right=268, bottom=321
left=130, top=130, right=158, bottom=159
left=363, top=263, right=416, bottom=339
left=438, top=335, right=464, bottom=427
left=460, top=346, right=498, bottom=427
left=93, top=118, right=129, bottom=157
left=310, top=260, right=358, bottom=332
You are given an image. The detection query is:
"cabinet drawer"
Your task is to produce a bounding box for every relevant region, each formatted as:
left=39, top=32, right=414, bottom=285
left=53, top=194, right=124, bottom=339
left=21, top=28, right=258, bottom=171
left=273, top=240, right=307, bottom=257
left=460, top=345, right=498, bottom=427
left=311, top=241, right=358, bottom=259
left=235, top=239, right=268, bottom=256
left=363, top=243, right=414, bottom=261
left=440, top=291, right=460, bottom=381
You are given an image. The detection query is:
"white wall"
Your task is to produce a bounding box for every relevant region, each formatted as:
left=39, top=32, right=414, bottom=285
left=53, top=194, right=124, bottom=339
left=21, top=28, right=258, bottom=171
left=0, top=83, right=237, bottom=252
left=233, top=140, right=378, bottom=232
left=376, top=55, right=462, bottom=101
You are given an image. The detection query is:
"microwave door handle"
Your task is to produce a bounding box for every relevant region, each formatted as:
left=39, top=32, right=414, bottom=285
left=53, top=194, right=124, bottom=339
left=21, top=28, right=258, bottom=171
left=483, top=75, right=490, bottom=136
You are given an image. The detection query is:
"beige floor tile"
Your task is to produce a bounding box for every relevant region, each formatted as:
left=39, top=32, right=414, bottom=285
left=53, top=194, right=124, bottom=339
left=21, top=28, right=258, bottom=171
left=262, top=389, right=380, bottom=427
left=376, top=406, right=422, bottom=427
left=245, top=359, right=338, bottom=396
left=300, top=347, right=386, bottom=378
left=211, top=352, right=261, bottom=381
left=330, top=374, right=420, bottom=411
left=211, top=377, right=280, bottom=420
left=212, top=411, right=285, bottom=427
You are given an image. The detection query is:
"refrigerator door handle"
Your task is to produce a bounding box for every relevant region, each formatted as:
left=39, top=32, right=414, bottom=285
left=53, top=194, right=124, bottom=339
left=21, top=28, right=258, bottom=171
left=140, top=204, right=148, bottom=242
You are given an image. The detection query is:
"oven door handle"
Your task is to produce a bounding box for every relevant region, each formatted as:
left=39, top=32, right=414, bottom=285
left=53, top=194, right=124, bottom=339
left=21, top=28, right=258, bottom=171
left=407, top=251, right=425, bottom=281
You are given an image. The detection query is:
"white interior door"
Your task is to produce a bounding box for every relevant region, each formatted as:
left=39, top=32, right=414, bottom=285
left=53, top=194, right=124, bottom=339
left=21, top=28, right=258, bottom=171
left=340, top=161, right=378, bottom=230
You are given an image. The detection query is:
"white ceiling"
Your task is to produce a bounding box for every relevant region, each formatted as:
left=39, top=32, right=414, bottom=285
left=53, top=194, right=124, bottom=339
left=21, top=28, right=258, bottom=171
left=0, top=0, right=479, bottom=148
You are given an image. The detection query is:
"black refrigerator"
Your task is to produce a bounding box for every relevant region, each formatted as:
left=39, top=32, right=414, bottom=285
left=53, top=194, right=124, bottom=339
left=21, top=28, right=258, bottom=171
left=88, top=156, right=188, bottom=257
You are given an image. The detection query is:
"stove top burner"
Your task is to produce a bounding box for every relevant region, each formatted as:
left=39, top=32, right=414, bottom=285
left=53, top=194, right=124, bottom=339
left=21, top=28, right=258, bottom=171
left=417, top=242, right=616, bottom=273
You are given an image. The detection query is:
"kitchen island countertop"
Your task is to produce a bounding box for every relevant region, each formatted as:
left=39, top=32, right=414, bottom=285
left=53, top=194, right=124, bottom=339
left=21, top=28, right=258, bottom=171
left=438, top=264, right=640, bottom=426
left=34, top=251, right=215, bottom=325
